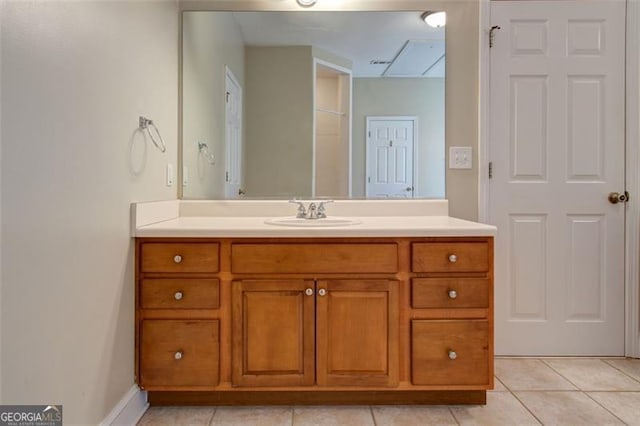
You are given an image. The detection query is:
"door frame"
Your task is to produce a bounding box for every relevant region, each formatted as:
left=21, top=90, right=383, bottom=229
left=478, top=0, right=640, bottom=358
left=365, top=116, right=418, bottom=198
left=312, top=57, right=353, bottom=198
left=224, top=66, right=243, bottom=199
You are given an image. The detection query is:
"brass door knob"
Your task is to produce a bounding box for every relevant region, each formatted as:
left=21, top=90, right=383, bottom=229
left=609, top=192, right=629, bottom=204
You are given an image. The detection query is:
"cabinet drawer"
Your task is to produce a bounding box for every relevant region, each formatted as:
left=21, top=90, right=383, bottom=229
left=412, top=242, right=489, bottom=273
left=140, top=320, right=219, bottom=387
left=231, top=243, right=398, bottom=274
left=412, top=278, right=489, bottom=309
left=411, top=320, right=489, bottom=386
left=141, top=279, right=219, bottom=309
left=140, top=243, right=219, bottom=273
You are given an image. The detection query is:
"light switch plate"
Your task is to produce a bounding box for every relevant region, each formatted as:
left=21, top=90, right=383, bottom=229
left=449, top=146, right=473, bottom=169
left=166, top=164, right=174, bottom=187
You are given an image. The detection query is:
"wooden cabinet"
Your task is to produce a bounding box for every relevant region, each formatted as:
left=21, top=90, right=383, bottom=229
left=410, top=239, right=494, bottom=389
left=136, top=236, right=493, bottom=405
left=136, top=240, right=222, bottom=390
left=412, top=320, right=489, bottom=385
left=316, top=280, right=398, bottom=387
left=231, top=279, right=399, bottom=388
left=231, top=280, right=315, bottom=387
left=140, top=319, right=220, bottom=387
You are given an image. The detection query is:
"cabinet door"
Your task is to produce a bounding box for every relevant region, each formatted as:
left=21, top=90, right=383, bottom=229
left=316, top=280, right=399, bottom=387
left=232, top=280, right=315, bottom=386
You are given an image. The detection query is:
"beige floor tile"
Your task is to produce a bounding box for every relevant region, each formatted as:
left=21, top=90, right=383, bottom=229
left=491, top=377, right=508, bottom=391
left=605, top=358, right=640, bottom=382
left=371, top=405, right=456, bottom=426
left=137, top=406, right=215, bottom=426
left=450, top=391, right=541, bottom=426
left=495, top=358, right=577, bottom=391
left=212, top=406, right=292, bottom=426
left=515, top=391, right=624, bottom=425
left=293, top=406, right=374, bottom=426
left=588, top=392, right=640, bottom=426
left=544, top=359, right=640, bottom=391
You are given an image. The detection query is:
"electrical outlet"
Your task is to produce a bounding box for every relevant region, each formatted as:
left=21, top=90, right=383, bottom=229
left=449, top=146, right=473, bottom=169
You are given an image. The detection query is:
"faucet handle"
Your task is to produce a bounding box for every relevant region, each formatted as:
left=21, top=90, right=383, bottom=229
left=289, top=200, right=307, bottom=218
left=317, top=200, right=334, bottom=218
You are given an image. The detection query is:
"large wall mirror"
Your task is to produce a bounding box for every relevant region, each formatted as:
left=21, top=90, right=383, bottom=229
left=181, top=10, right=445, bottom=200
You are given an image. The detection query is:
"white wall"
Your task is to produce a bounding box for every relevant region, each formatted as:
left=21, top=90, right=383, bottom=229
left=0, top=0, right=3, bottom=405
left=1, top=0, right=178, bottom=423
left=182, top=12, right=245, bottom=199
left=353, top=77, right=445, bottom=199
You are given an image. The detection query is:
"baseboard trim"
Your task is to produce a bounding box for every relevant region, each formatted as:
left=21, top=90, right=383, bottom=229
left=147, top=390, right=486, bottom=406
left=100, top=385, right=148, bottom=426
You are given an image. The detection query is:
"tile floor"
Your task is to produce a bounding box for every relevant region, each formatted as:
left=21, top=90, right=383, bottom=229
left=138, top=357, right=640, bottom=425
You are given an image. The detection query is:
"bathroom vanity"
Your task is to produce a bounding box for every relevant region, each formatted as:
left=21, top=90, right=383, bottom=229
left=133, top=200, right=496, bottom=405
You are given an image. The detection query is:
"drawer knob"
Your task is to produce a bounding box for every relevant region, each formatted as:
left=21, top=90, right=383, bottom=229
left=448, top=290, right=458, bottom=299
left=305, top=288, right=314, bottom=296
left=174, top=351, right=183, bottom=360
left=318, top=288, right=327, bottom=297
left=448, top=254, right=458, bottom=263
left=173, top=255, right=183, bottom=264
left=448, top=350, right=457, bottom=360
left=174, top=291, right=183, bottom=301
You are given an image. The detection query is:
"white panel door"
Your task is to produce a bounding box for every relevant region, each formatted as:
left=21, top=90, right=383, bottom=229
left=366, top=118, right=415, bottom=198
left=225, top=67, right=243, bottom=198
left=489, top=1, right=626, bottom=355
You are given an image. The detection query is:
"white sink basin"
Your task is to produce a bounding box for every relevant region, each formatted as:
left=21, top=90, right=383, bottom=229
left=264, top=217, right=362, bottom=227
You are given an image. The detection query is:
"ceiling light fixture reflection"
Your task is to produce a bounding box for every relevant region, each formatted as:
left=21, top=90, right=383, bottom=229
left=422, top=11, right=446, bottom=28
left=297, top=0, right=317, bottom=7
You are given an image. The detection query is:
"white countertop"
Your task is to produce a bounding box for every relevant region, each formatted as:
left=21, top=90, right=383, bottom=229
left=135, top=215, right=496, bottom=238
left=131, top=200, right=496, bottom=238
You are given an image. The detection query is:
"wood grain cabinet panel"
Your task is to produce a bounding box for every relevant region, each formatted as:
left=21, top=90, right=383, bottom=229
left=412, top=242, right=489, bottom=273
left=316, top=280, right=399, bottom=387
left=140, top=320, right=219, bottom=388
left=412, top=278, right=489, bottom=309
left=135, top=236, right=494, bottom=404
left=141, top=279, right=219, bottom=309
left=140, top=243, right=219, bottom=273
left=411, top=320, right=489, bottom=386
left=232, top=280, right=316, bottom=387
left=231, top=243, right=398, bottom=274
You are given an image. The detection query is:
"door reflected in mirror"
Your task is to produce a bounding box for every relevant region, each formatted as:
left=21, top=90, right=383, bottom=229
left=181, top=11, right=445, bottom=200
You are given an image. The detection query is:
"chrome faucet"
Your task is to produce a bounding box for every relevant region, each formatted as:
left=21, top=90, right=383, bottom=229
left=289, top=200, right=333, bottom=219
left=307, top=203, right=318, bottom=219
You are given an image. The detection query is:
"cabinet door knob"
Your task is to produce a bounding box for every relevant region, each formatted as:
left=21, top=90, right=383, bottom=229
left=448, top=254, right=458, bottom=263
left=318, top=288, right=327, bottom=297
left=174, top=351, right=183, bottom=360
left=173, top=255, right=183, bottom=264
left=305, top=288, right=314, bottom=296
left=448, top=290, right=458, bottom=299
left=174, top=291, right=183, bottom=301
left=448, top=350, right=457, bottom=360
